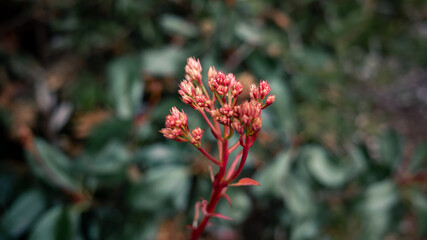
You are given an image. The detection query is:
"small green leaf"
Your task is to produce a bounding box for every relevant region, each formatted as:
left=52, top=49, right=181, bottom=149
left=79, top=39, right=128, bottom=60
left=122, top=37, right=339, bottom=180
left=282, top=174, right=315, bottom=218
left=304, top=145, right=349, bottom=187
left=159, top=14, right=199, bottom=38
left=107, top=55, right=144, bottom=120
left=141, top=47, right=185, bottom=77
left=217, top=189, right=251, bottom=224
left=410, top=190, right=427, bottom=235
left=379, top=129, right=403, bottom=169
left=1, top=190, right=46, bottom=237
left=128, top=166, right=190, bottom=211
left=29, top=206, right=79, bottom=240
left=408, top=143, right=427, bottom=173
left=83, top=141, right=130, bottom=176
left=28, top=138, right=81, bottom=191
left=253, top=150, right=293, bottom=197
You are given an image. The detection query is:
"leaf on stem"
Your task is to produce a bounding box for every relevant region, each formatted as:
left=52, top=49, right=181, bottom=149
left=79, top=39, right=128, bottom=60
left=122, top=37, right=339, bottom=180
left=229, top=178, right=260, bottom=187
left=210, top=213, right=233, bottom=221
left=221, top=193, right=232, bottom=206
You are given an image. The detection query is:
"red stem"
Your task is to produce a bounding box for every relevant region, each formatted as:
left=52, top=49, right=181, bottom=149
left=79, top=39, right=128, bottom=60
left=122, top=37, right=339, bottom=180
left=196, top=147, right=221, bottom=166
left=191, top=129, right=229, bottom=239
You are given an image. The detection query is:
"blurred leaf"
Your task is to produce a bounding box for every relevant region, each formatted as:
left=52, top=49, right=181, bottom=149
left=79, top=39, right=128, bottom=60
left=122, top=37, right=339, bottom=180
left=362, top=180, right=397, bottom=212
left=379, top=129, right=403, bottom=169
left=82, top=141, right=130, bottom=176
left=141, top=47, right=185, bottom=76
left=410, top=190, right=427, bottom=236
left=128, top=166, right=190, bottom=211
left=134, top=143, right=190, bottom=167
left=349, top=144, right=368, bottom=176
left=86, top=118, right=132, bottom=152
left=217, top=189, right=252, bottom=224
left=159, top=14, right=199, bottom=38
left=291, top=219, right=318, bottom=240
left=235, top=22, right=264, bottom=45
left=29, top=138, right=81, bottom=192
left=253, top=150, right=293, bottom=198
left=282, top=174, right=315, bottom=218
left=107, top=55, right=143, bottom=120
left=408, top=142, right=427, bottom=173
left=269, top=78, right=296, bottom=138
left=303, top=145, right=349, bottom=187
left=1, top=190, right=46, bottom=238
left=359, top=180, right=398, bottom=239
left=29, top=206, right=79, bottom=240
left=49, top=102, right=73, bottom=132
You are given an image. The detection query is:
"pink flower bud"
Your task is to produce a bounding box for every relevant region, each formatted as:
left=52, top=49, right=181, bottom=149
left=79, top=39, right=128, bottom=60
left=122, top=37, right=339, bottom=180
left=159, top=128, right=176, bottom=139
left=165, top=107, right=188, bottom=129
left=208, top=70, right=233, bottom=96
left=231, top=80, right=243, bottom=98
left=249, top=84, right=259, bottom=100
left=219, top=104, right=234, bottom=118
left=231, top=119, right=244, bottom=134
left=258, top=80, right=271, bottom=99
left=233, top=100, right=262, bottom=135
left=191, top=127, right=204, bottom=146
left=263, top=94, right=276, bottom=108
left=185, top=57, right=202, bottom=84
left=250, top=80, right=272, bottom=101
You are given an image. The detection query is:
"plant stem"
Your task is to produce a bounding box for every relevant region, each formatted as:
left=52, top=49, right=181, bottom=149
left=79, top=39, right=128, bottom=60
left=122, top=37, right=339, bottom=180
left=191, top=130, right=229, bottom=239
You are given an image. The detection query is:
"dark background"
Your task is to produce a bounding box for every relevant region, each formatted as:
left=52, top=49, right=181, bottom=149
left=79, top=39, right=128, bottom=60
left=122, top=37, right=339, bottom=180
left=1, top=0, right=427, bottom=239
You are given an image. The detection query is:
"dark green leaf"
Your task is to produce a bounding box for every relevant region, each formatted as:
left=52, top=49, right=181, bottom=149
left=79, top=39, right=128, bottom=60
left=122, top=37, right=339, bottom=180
left=107, top=55, right=144, bottom=120
left=303, top=145, right=349, bottom=187
left=379, top=129, right=403, bottom=169
left=128, top=166, right=190, bottom=211
left=29, top=139, right=81, bottom=191
left=141, top=47, right=185, bottom=77
left=1, top=190, right=46, bottom=237
left=159, top=15, right=199, bottom=38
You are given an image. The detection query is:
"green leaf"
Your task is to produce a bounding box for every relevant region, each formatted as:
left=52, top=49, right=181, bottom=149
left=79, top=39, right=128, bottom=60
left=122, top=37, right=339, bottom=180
left=107, top=55, right=144, bottom=120
left=410, top=190, right=427, bottom=235
left=235, top=21, right=264, bottom=45
left=282, top=174, right=315, bottom=218
left=29, top=206, right=79, bottom=240
left=408, top=142, right=427, bottom=173
left=86, top=118, right=132, bottom=152
left=252, top=150, right=293, bottom=198
left=358, top=180, right=398, bottom=239
left=159, top=14, right=199, bottom=38
left=141, top=47, right=185, bottom=77
left=134, top=143, right=190, bottom=167
left=269, top=78, right=297, bottom=139
left=217, top=189, right=252, bottom=224
left=291, top=219, right=318, bottom=240
left=1, top=190, right=46, bottom=237
left=378, top=129, right=403, bottom=169
left=29, top=138, right=81, bottom=192
left=82, top=141, right=131, bottom=176
left=128, top=166, right=190, bottom=211
left=303, top=145, right=349, bottom=187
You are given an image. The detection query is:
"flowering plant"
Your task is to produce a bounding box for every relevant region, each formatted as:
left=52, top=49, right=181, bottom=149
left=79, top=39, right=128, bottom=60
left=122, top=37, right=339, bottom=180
left=160, top=57, right=275, bottom=239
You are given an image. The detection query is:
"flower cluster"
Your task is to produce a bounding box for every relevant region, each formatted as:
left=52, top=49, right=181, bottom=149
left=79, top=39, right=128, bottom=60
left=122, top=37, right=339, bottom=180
left=159, top=107, right=203, bottom=146
left=160, top=57, right=275, bottom=239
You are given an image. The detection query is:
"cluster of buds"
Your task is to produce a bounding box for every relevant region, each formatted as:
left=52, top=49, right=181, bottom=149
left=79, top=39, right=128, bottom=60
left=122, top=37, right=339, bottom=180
left=159, top=107, right=203, bottom=147
left=208, top=67, right=243, bottom=98
left=185, top=57, right=202, bottom=84
left=160, top=57, right=275, bottom=240
left=250, top=80, right=276, bottom=109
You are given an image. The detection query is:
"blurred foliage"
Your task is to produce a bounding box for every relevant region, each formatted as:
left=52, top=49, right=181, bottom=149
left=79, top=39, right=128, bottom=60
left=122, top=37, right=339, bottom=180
left=1, top=0, right=427, bottom=239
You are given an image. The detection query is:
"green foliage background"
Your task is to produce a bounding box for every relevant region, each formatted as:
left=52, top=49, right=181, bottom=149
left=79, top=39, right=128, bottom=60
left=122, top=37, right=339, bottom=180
left=1, top=0, right=427, bottom=239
